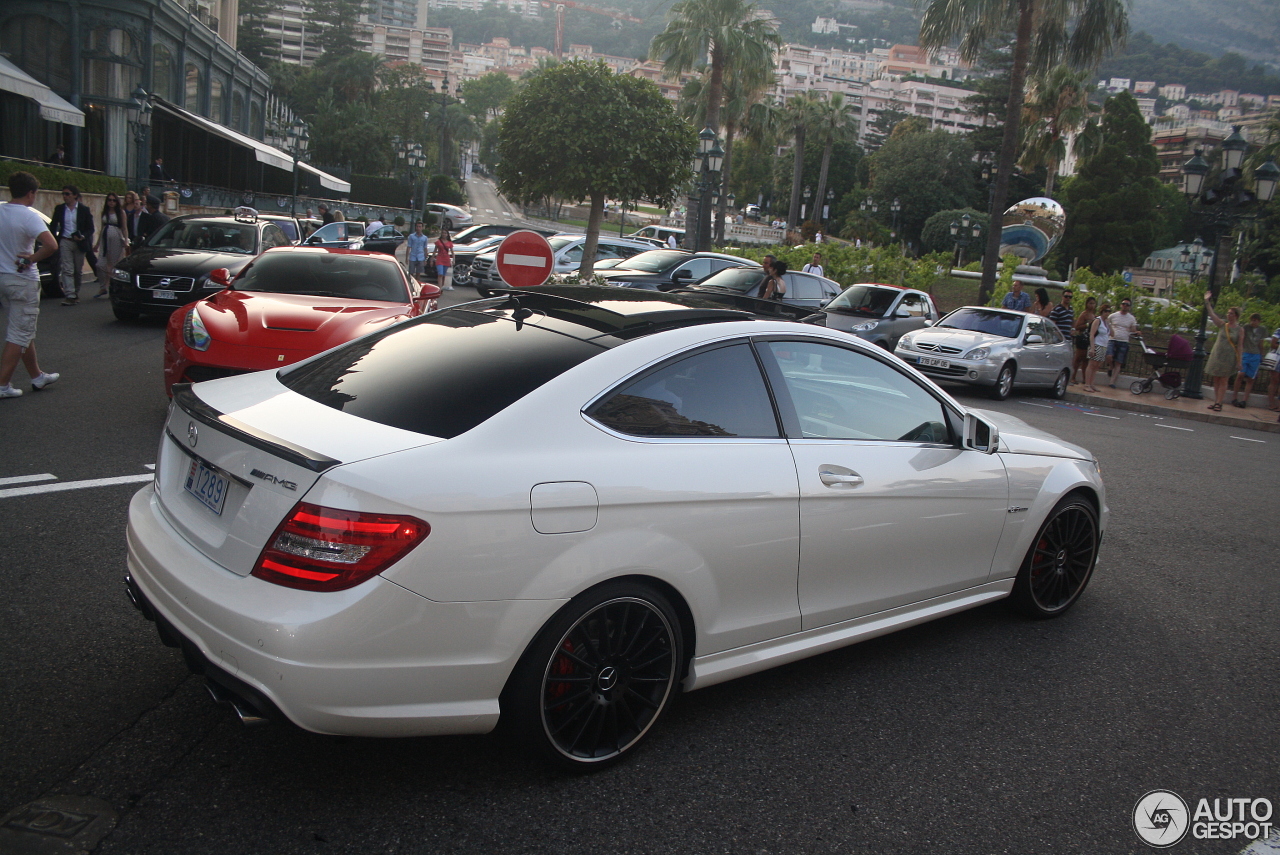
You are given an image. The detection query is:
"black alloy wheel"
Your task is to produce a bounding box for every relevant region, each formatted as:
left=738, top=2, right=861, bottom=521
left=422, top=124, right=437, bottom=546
left=503, top=582, right=682, bottom=769
left=990, top=363, right=1015, bottom=400
left=1009, top=495, right=1100, bottom=618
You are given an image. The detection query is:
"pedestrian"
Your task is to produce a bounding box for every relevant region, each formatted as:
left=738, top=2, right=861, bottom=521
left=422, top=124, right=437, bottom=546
left=406, top=221, right=429, bottom=283
left=51, top=185, right=95, bottom=306
left=762, top=259, right=787, bottom=300
left=1104, top=297, right=1140, bottom=388
left=802, top=252, right=824, bottom=277
left=135, top=196, right=169, bottom=247
left=1230, top=312, right=1267, bottom=408
left=46, top=145, right=69, bottom=167
left=434, top=228, right=454, bottom=290
left=666, top=233, right=678, bottom=249
left=814, top=231, right=823, bottom=243
left=1082, top=302, right=1110, bottom=392
left=1001, top=279, right=1032, bottom=312
left=319, top=204, right=334, bottom=225
left=1070, top=295, right=1095, bottom=385
left=0, top=171, right=61, bottom=398
left=93, top=193, right=128, bottom=298
left=1267, top=327, right=1280, bottom=413
left=1049, top=288, right=1075, bottom=340
left=122, top=191, right=143, bottom=252
left=150, top=157, right=175, bottom=182
left=1032, top=287, right=1053, bottom=317
left=365, top=214, right=384, bottom=237
left=1202, top=291, right=1242, bottom=412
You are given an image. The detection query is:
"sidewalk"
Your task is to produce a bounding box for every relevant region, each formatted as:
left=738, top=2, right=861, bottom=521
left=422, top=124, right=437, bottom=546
left=1064, top=372, right=1280, bottom=433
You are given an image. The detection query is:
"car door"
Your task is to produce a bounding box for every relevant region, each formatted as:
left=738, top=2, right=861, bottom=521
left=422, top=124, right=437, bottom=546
left=882, top=292, right=931, bottom=347
left=756, top=338, right=1009, bottom=629
left=670, top=257, right=714, bottom=288
left=782, top=273, right=825, bottom=308
left=1020, top=317, right=1057, bottom=385
left=585, top=341, right=802, bottom=650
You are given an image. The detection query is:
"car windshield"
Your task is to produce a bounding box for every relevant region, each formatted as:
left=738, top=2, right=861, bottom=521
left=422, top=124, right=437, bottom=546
left=148, top=220, right=257, bottom=254
left=611, top=250, right=688, bottom=273
left=825, top=285, right=899, bottom=317
left=690, top=266, right=767, bottom=295
left=234, top=252, right=409, bottom=302
left=548, top=236, right=581, bottom=252
left=936, top=308, right=1024, bottom=338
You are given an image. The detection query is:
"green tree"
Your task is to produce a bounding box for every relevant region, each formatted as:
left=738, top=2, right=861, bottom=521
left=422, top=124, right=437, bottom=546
left=303, top=0, right=368, bottom=57
left=920, top=0, right=1129, bottom=300
left=868, top=128, right=976, bottom=247
left=1053, top=92, right=1166, bottom=273
left=920, top=208, right=990, bottom=255
left=460, top=73, right=518, bottom=122
left=810, top=93, right=859, bottom=228
left=496, top=61, right=695, bottom=277
left=1018, top=65, right=1096, bottom=195
left=784, top=91, right=823, bottom=228
left=237, top=0, right=280, bottom=68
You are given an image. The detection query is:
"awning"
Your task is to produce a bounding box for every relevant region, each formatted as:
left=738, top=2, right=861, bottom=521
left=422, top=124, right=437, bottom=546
left=0, top=56, right=85, bottom=127
left=154, top=98, right=350, bottom=193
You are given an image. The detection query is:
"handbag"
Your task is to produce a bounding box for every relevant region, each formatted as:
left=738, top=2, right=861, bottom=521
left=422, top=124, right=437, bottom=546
left=1074, top=332, right=1089, bottom=349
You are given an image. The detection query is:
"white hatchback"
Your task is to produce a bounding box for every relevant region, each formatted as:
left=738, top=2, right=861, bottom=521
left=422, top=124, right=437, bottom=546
left=125, top=286, right=1107, bottom=768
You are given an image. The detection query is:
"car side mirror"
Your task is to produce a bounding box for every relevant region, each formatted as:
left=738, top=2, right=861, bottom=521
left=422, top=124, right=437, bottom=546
left=962, top=412, right=999, bottom=454
left=894, top=308, right=912, bottom=318
left=923, top=319, right=934, bottom=326
left=1025, top=334, right=1044, bottom=344
left=673, top=269, right=693, bottom=279
left=304, top=235, right=320, bottom=245
left=209, top=268, right=232, bottom=288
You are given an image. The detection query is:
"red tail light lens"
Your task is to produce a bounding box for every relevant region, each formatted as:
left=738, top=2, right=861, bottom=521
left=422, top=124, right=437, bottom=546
left=252, top=503, right=430, bottom=592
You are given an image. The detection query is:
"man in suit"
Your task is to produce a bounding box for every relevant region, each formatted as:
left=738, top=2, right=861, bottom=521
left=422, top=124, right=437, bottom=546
left=50, top=185, right=95, bottom=305
left=46, top=145, right=69, bottom=167
left=135, top=196, right=169, bottom=246
left=150, top=157, right=175, bottom=182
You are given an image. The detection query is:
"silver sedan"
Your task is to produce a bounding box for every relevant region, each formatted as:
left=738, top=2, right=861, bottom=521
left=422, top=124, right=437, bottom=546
left=894, top=306, right=1073, bottom=400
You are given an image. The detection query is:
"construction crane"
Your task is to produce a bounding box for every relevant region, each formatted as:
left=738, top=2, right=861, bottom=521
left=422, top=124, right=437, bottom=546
left=539, top=1, right=643, bottom=59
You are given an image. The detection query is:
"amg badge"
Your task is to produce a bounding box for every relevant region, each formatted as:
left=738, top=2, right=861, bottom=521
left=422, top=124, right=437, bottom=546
left=250, top=468, right=297, bottom=491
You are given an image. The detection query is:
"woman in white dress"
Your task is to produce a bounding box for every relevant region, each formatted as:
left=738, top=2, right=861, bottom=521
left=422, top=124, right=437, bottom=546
left=94, top=193, right=127, bottom=298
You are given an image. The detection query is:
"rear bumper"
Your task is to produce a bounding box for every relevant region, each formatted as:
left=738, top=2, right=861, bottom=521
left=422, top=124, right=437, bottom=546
left=125, top=484, right=562, bottom=737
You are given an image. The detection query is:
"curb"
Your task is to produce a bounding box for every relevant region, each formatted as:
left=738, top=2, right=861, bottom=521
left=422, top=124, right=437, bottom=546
left=1063, top=390, right=1280, bottom=433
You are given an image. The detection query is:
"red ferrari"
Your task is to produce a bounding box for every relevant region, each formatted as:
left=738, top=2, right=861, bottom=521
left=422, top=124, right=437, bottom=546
left=164, top=246, right=441, bottom=395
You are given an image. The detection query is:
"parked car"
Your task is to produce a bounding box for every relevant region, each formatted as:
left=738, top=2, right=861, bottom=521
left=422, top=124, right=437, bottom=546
left=258, top=214, right=304, bottom=245
left=301, top=221, right=365, bottom=251
left=125, top=284, right=1105, bottom=769
left=895, top=306, right=1073, bottom=400
left=597, top=250, right=759, bottom=291
left=470, top=234, right=653, bottom=291
left=297, top=218, right=323, bottom=241
left=450, top=234, right=508, bottom=287
left=362, top=224, right=405, bottom=256
left=162, top=246, right=440, bottom=394
left=109, top=212, right=292, bottom=321
left=451, top=224, right=552, bottom=247
left=680, top=264, right=843, bottom=311
left=816, top=284, right=939, bottom=349
left=626, top=224, right=685, bottom=248
left=425, top=203, right=472, bottom=230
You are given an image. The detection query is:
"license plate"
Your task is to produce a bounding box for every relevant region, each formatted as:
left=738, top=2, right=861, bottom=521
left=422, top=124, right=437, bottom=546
left=184, top=458, right=229, bottom=516
left=918, top=356, right=950, bottom=369
left=153, top=289, right=175, bottom=300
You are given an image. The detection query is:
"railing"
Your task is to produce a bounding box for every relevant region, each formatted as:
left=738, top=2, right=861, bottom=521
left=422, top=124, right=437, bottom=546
left=2, top=155, right=109, bottom=178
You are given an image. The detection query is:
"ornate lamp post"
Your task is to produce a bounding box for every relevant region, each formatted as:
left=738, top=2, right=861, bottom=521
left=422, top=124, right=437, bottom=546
left=1177, top=127, right=1279, bottom=399
left=128, top=86, right=153, bottom=191
left=824, top=188, right=834, bottom=226
left=890, top=197, right=901, bottom=241
left=284, top=118, right=309, bottom=218
left=699, top=136, right=724, bottom=251
left=802, top=186, right=811, bottom=223
left=437, top=76, right=450, bottom=175
left=949, top=212, right=982, bottom=267
left=1177, top=237, right=1211, bottom=283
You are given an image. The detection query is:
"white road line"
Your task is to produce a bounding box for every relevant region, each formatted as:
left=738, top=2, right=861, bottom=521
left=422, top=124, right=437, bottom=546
left=0, top=473, right=57, bottom=486
left=1156, top=424, right=1194, bottom=431
left=485, top=208, right=494, bottom=213
left=1018, top=401, right=1053, bottom=408
left=501, top=211, right=512, bottom=217
left=1230, top=436, right=1266, bottom=443
left=1083, top=412, right=1121, bottom=419
left=145, top=463, right=156, bottom=470
left=0, top=473, right=153, bottom=499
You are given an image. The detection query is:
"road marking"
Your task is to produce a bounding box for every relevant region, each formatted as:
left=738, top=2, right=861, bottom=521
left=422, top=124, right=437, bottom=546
left=1230, top=436, right=1266, bottom=443
left=485, top=208, right=494, bottom=213
left=502, top=253, right=548, bottom=268
left=145, top=464, right=155, bottom=470
left=0, top=473, right=154, bottom=499
left=0, top=473, right=56, bottom=486
left=1018, top=401, right=1053, bottom=409
left=1083, top=412, right=1121, bottom=419
left=1156, top=424, right=1194, bottom=431
left=502, top=211, right=512, bottom=217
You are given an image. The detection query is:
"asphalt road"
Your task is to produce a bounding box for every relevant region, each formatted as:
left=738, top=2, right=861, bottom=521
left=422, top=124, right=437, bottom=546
left=1, top=288, right=1277, bottom=855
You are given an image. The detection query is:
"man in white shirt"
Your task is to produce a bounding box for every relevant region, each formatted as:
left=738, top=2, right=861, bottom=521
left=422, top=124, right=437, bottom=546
left=666, top=234, right=678, bottom=249
left=0, top=171, right=61, bottom=397
left=802, top=252, right=824, bottom=277
left=364, top=216, right=384, bottom=237
left=1105, top=298, right=1140, bottom=388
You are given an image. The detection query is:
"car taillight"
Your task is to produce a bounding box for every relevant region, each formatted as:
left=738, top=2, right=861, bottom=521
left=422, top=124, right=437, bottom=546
left=252, top=503, right=429, bottom=592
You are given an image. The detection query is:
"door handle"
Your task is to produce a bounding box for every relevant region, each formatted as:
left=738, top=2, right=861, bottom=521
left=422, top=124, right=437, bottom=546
left=819, top=469, right=864, bottom=487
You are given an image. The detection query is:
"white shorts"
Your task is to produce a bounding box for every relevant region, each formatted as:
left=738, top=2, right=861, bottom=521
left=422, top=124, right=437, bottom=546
left=0, top=273, right=40, bottom=347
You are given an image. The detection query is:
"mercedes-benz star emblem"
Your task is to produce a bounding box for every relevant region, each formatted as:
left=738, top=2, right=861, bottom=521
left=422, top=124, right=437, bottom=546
left=187, top=422, right=198, bottom=447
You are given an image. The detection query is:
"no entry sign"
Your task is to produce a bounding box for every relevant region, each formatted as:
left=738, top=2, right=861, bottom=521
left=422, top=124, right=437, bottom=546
left=495, top=230, right=555, bottom=288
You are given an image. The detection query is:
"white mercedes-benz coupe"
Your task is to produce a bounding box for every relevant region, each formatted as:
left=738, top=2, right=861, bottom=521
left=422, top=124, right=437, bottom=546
left=125, top=285, right=1107, bottom=768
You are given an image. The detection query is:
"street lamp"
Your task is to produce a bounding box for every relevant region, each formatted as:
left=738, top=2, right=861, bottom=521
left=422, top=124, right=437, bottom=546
left=127, top=86, right=152, bottom=191
left=283, top=118, right=309, bottom=218
left=689, top=127, right=723, bottom=251
left=802, top=186, right=811, bottom=223
left=438, top=76, right=449, bottom=175
left=824, top=188, right=834, bottom=225
left=890, top=197, right=901, bottom=240
left=949, top=212, right=981, bottom=267
left=1177, top=130, right=1278, bottom=399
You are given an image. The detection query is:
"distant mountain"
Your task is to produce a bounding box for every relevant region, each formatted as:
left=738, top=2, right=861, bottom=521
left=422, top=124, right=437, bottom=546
left=1128, top=0, right=1279, bottom=69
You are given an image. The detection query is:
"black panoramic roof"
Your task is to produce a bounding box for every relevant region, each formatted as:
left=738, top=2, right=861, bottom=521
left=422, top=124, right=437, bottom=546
left=481, top=285, right=755, bottom=340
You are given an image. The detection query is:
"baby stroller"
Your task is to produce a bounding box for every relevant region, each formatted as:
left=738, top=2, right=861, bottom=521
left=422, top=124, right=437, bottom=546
left=1130, top=335, right=1192, bottom=400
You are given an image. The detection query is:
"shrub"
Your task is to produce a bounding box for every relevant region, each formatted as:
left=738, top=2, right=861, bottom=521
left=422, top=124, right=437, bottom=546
left=0, top=160, right=127, bottom=196
left=427, top=174, right=465, bottom=206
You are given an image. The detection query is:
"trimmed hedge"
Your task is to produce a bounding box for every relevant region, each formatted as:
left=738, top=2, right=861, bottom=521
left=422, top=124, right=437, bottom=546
left=0, top=160, right=127, bottom=195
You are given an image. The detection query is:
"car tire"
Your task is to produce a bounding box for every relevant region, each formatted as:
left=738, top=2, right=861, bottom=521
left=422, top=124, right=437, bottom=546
left=501, top=580, right=683, bottom=770
left=990, top=363, right=1015, bottom=400
left=1007, top=494, right=1100, bottom=619
left=111, top=300, right=141, bottom=321
left=1051, top=369, right=1070, bottom=399
left=443, top=218, right=453, bottom=230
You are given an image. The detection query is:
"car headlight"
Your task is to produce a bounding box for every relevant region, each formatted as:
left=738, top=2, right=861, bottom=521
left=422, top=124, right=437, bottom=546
left=111, top=268, right=131, bottom=282
left=851, top=320, right=879, bottom=332
left=183, top=305, right=212, bottom=351
left=965, top=346, right=990, bottom=360
left=897, top=335, right=914, bottom=350
left=610, top=281, right=635, bottom=289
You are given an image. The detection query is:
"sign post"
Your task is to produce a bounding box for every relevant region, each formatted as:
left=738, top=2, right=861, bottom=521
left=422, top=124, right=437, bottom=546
left=495, top=230, right=555, bottom=288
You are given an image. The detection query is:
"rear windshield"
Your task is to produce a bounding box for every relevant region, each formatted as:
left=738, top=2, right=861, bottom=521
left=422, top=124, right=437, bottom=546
left=613, top=250, right=688, bottom=272
left=692, top=266, right=768, bottom=295
left=235, top=253, right=409, bottom=302
left=149, top=220, right=257, bottom=253
left=278, top=310, right=608, bottom=437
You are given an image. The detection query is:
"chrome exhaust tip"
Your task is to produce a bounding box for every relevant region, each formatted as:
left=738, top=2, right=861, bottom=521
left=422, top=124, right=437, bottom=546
left=205, top=680, right=269, bottom=726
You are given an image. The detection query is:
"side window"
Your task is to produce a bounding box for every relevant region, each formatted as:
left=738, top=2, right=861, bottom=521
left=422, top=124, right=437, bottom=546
left=561, top=245, right=584, bottom=265
left=900, top=294, right=925, bottom=317
left=787, top=274, right=821, bottom=300
left=616, top=244, right=645, bottom=259
left=1043, top=322, right=1064, bottom=344
left=679, top=258, right=714, bottom=280
left=1026, top=319, right=1049, bottom=342
left=586, top=344, right=780, bottom=438
left=764, top=340, right=950, bottom=443
left=377, top=226, right=398, bottom=238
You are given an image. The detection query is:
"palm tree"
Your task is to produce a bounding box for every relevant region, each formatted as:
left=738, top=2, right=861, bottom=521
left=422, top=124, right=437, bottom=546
left=1018, top=65, right=1095, bottom=195
left=810, top=93, right=859, bottom=230
left=920, top=0, right=1128, bottom=300
left=784, top=91, right=823, bottom=229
